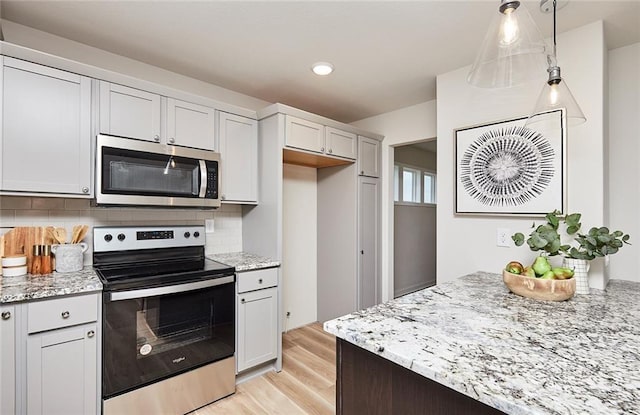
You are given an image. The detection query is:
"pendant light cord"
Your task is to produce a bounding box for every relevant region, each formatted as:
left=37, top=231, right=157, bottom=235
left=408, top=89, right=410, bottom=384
left=553, top=0, right=557, bottom=59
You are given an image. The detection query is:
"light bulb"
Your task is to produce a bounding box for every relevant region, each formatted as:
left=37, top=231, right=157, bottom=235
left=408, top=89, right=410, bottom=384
left=548, top=84, right=559, bottom=106
left=500, top=8, right=519, bottom=45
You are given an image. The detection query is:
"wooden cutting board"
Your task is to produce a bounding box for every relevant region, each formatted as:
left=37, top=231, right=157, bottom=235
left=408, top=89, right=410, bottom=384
left=1, top=227, right=57, bottom=271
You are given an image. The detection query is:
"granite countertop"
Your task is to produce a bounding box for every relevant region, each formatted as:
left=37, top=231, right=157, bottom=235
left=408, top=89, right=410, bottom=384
left=324, top=272, right=640, bottom=415
left=207, top=252, right=280, bottom=272
left=0, top=266, right=102, bottom=304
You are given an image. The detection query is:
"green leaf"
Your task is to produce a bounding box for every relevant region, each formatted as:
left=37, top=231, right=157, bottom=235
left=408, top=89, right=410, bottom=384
left=587, top=236, right=598, bottom=246
left=613, top=230, right=623, bottom=237
left=565, top=213, right=581, bottom=229
left=546, top=212, right=560, bottom=229
left=530, top=234, right=548, bottom=249
left=599, top=227, right=610, bottom=234
left=566, top=225, right=579, bottom=234
left=623, top=234, right=630, bottom=242
left=512, top=233, right=525, bottom=246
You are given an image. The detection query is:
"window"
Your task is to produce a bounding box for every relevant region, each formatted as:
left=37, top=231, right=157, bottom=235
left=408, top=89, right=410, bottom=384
left=394, top=163, right=436, bottom=205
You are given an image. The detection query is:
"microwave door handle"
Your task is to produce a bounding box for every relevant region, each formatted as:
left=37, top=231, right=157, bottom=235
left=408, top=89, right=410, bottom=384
left=198, top=160, right=207, bottom=198
left=109, top=275, right=235, bottom=301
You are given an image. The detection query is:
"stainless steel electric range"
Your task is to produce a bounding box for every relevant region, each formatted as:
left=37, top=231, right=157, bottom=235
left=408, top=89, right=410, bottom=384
left=93, top=225, right=236, bottom=414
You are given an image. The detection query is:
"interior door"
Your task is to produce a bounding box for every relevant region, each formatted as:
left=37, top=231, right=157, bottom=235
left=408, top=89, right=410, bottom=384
left=358, top=177, right=380, bottom=309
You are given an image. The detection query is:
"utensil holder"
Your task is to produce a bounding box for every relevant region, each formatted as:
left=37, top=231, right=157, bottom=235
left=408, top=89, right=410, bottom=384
left=51, top=243, right=88, bottom=273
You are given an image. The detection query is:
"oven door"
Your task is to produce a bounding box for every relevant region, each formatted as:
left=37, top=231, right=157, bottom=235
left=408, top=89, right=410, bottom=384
left=96, top=134, right=220, bottom=208
left=102, top=276, right=234, bottom=399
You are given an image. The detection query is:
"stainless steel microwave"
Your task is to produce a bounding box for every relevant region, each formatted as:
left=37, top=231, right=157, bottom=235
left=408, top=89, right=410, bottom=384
left=95, top=135, right=220, bottom=208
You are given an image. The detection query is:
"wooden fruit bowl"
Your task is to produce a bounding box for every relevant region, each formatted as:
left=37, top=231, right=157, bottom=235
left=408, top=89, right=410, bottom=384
left=502, top=270, right=576, bottom=301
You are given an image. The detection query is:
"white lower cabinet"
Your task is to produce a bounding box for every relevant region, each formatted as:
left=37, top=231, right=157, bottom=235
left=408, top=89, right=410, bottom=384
left=27, top=323, right=98, bottom=415
left=1, top=305, right=16, bottom=415
left=0, top=294, right=100, bottom=415
left=236, top=268, right=278, bottom=373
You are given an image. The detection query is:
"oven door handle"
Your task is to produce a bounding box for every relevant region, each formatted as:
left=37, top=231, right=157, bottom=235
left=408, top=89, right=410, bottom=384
left=109, top=275, right=235, bottom=301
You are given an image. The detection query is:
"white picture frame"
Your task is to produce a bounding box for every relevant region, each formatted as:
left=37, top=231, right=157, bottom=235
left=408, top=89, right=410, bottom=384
left=454, top=109, right=567, bottom=216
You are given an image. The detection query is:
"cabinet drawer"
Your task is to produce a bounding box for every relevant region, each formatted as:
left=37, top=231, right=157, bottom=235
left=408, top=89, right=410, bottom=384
left=237, top=268, right=278, bottom=293
left=28, top=294, right=98, bottom=334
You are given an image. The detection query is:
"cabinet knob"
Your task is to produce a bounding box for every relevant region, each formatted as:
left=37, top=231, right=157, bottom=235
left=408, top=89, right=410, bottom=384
left=1, top=311, right=11, bottom=320
left=87, top=330, right=95, bottom=338
left=361, top=250, right=364, bottom=255
left=329, top=148, right=333, bottom=154
left=321, top=147, right=325, bottom=152
left=361, top=170, right=365, bottom=175
left=258, top=278, right=263, bottom=284
left=82, top=186, right=89, bottom=194
left=153, top=135, right=160, bottom=142
left=241, top=298, right=246, bottom=304
left=61, top=311, right=70, bottom=319
left=221, top=194, right=226, bottom=201
left=168, top=137, right=175, bottom=144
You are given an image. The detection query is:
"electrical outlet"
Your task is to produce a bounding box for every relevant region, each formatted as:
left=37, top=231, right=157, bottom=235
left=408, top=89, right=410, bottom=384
left=205, top=219, right=215, bottom=233
left=497, top=228, right=511, bottom=247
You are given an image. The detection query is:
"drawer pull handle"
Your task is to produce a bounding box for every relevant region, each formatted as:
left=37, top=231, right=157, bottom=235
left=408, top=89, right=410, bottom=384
left=87, top=330, right=95, bottom=338
left=241, top=298, right=246, bottom=304
left=258, top=279, right=263, bottom=284
left=1, top=311, right=11, bottom=320
left=61, top=311, right=70, bottom=319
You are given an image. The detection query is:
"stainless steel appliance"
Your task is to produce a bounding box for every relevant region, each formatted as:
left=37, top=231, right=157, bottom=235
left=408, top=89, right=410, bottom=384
left=93, top=225, right=235, bottom=414
left=95, top=134, right=220, bottom=208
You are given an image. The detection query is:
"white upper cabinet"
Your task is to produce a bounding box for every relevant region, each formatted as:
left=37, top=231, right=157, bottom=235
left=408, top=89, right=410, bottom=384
left=325, top=127, right=356, bottom=160
left=285, top=115, right=324, bottom=154
left=218, top=111, right=258, bottom=203
left=358, top=135, right=380, bottom=178
left=100, top=82, right=215, bottom=151
left=99, top=81, right=161, bottom=142
left=166, top=98, right=215, bottom=150
left=284, top=115, right=356, bottom=161
left=1, top=57, right=92, bottom=196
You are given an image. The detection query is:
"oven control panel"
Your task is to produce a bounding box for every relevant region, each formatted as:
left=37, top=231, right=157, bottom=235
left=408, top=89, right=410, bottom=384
left=94, top=226, right=205, bottom=252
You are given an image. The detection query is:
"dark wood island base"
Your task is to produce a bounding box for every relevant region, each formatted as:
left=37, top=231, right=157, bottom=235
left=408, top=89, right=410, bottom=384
left=336, top=338, right=505, bottom=415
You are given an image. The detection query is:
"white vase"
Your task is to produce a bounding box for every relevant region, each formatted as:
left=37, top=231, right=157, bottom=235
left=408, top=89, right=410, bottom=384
left=562, top=258, right=590, bottom=294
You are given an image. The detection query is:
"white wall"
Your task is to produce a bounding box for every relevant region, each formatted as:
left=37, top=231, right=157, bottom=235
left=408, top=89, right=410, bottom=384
left=436, top=21, right=606, bottom=287
left=351, top=100, right=437, bottom=301
left=394, top=204, right=436, bottom=297
left=282, top=164, right=317, bottom=330
left=0, top=196, right=243, bottom=263
left=608, top=42, right=640, bottom=282
left=395, top=145, right=436, bottom=171
left=1, top=20, right=270, bottom=111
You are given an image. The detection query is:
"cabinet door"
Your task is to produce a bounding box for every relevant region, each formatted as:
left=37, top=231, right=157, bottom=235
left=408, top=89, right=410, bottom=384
left=358, top=177, right=380, bottom=310
left=0, top=305, right=15, bottom=415
left=1, top=57, right=92, bottom=195
left=325, top=127, right=357, bottom=160
left=237, top=287, right=278, bottom=372
left=218, top=112, right=258, bottom=203
left=166, top=98, right=215, bottom=150
left=99, top=81, right=161, bottom=142
left=27, top=323, right=97, bottom=415
left=285, top=115, right=324, bottom=154
left=358, top=136, right=380, bottom=177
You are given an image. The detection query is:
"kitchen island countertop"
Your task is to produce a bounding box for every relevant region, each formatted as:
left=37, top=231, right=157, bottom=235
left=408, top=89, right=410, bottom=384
left=0, top=266, right=102, bottom=304
left=207, top=251, right=280, bottom=272
left=324, top=272, right=640, bottom=415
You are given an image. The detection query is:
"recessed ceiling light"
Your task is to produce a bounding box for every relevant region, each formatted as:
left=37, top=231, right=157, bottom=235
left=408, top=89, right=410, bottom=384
left=311, top=62, right=334, bottom=76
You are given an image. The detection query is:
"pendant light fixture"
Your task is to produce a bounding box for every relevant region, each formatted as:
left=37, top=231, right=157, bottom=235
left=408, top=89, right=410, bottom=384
left=525, top=0, right=585, bottom=127
left=467, top=0, right=547, bottom=88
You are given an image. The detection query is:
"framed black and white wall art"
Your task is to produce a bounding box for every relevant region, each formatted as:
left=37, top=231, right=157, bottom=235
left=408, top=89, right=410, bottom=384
left=455, top=109, right=566, bottom=216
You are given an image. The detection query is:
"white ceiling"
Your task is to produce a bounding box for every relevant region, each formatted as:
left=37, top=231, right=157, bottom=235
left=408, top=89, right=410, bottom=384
left=1, top=1, right=639, bottom=123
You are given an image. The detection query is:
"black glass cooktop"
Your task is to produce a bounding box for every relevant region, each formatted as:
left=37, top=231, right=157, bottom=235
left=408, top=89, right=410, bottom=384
left=93, top=246, right=234, bottom=291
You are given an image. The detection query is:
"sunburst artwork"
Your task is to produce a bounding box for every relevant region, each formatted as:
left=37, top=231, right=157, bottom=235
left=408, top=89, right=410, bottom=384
left=455, top=110, right=566, bottom=216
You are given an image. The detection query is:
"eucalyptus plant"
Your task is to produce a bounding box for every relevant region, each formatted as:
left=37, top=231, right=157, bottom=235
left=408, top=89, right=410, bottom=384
left=511, top=210, right=630, bottom=260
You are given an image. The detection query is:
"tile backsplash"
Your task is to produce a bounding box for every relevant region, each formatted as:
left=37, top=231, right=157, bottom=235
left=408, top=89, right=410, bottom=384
left=0, top=196, right=243, bottom=263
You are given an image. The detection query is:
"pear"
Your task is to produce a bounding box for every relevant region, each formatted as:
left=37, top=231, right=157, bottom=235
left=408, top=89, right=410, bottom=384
left=523, top=266, right=536, bottom=278
left=540, top=270, right=555, bottom=280
left=532, top=256, right=552, bottom=277
left=552, top=267, right=574, bottom=280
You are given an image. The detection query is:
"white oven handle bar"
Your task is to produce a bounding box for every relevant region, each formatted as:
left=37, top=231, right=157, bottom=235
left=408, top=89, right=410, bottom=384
left=109, top=275, right=235, bottom=301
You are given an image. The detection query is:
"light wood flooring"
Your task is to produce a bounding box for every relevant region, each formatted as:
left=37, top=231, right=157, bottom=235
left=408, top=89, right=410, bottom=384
left=193, top=322, right=336, bottom=415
